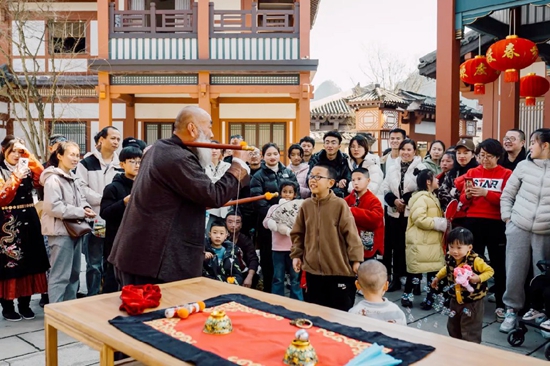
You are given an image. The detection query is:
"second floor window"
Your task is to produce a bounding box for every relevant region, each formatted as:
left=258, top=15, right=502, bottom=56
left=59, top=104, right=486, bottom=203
left=49, top=22, right=86, bottom=54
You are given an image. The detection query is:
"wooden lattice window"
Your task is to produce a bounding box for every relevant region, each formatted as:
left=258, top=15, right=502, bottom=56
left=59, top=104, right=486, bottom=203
left=51, top=121, right=87, bottom=153
left=229, top=122, right=286, bottom=152
left=49, top=22, right=87, bottom=54
left=145, top=123, right=173, bottom=145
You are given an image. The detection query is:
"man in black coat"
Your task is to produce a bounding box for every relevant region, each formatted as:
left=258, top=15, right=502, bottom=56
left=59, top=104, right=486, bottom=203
left=108, top=106, right=250, bottom=285
left=307, top=131, right=351, bottom=198
left=100, top=146, right=142, bottom=292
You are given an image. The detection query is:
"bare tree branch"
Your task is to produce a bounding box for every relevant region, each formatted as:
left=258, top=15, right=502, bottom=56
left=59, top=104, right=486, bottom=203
left=0, top=0, right=89, bottom=160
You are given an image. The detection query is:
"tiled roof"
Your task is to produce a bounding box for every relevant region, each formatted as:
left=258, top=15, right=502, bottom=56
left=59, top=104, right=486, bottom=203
left=347, top=87, right=406, bottom=105
left=310, top=84, right=482, bottom=120
left=310, top=89, right=354, bottom=118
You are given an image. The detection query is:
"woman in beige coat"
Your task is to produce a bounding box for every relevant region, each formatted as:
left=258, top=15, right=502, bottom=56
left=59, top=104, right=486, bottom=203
left=402, top=169, right=447, bottom=308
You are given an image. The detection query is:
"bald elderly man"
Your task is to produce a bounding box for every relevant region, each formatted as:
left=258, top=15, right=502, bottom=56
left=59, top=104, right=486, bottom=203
left=109, top=106, right=250, bottom=286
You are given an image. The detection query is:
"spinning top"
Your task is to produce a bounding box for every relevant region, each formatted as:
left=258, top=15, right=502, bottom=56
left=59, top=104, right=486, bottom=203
left=283, top=330, right=318, bottom=366
left=203, top=310, right=233, bottom=335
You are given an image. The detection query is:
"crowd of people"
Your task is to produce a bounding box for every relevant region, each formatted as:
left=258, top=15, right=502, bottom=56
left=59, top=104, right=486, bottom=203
left=0, top=105, right=549, bottom=347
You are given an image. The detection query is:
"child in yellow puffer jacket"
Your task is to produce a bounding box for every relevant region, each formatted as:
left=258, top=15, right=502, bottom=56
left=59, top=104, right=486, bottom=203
left=401, top=169, right=447, bottom=309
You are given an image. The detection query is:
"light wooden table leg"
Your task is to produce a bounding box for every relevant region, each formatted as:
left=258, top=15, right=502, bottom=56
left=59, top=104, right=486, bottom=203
left=100, top=344, right=115, bottom=366
left=45, top=320, right=58, bottom=366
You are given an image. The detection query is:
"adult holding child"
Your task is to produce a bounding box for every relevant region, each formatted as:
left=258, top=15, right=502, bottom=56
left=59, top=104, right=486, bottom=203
left=251, top=143, right=297, bottom=293
left=381, top=139, right=426, bottom=292
left=109, top=106, right=250, bottom=286
left=500, top=128, right=550, bottom=333
left=0, top=137, right=49, bottom=321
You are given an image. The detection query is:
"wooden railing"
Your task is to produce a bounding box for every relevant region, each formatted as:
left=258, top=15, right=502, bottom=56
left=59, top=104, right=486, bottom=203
left=210, top=2, right=299, bottom=37
left=109, top=2, right=197, bottom=38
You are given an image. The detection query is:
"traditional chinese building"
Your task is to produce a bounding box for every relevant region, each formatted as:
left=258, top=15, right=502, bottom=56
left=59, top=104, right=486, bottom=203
left=0, top=0, right=320, bottom=158
left=429, top=1, right=550, bottom=146
left=309, top=83, right=481, bottom=155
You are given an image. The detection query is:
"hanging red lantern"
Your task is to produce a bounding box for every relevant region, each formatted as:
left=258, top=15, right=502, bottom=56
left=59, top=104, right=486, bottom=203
left=486, top=35, right=538, bottom=82
left=520, top=73, right=550, bottom=106
left=459, top=56, right=500, bottom=95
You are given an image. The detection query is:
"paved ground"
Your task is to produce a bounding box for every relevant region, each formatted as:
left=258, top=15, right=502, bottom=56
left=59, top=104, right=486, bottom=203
left=1, top=260, right=548, bottom=365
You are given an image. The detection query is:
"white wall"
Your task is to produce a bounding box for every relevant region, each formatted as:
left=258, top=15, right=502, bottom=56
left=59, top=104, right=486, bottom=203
left=415, top=121, right=436, bottom=135
left=220, top=103, right=296, bottom=119
left=90, top=21, right=99, bottom=56
left=135, top=104, right=197, bottom=119
left=12, top=21, right=45, bottom=57
left=212, top=0, right=241, bottom=10
left=49, top=59, right=88, bottom=73
left=15, top=2, right=97, bottom=11
left=13, top=103, right=126, bottom=120
left=12, top=58, right=45, bottom=72
left=0, top=102, right=8, bottom=114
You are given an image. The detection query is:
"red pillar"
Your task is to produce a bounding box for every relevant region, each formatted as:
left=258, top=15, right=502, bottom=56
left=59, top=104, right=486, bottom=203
left=435, top=0, right=460, bottom=147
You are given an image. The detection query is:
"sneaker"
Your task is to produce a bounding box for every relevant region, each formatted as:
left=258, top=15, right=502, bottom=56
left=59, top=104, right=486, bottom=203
left=18, top=308, right=35, bottom=320
left=541, top=319, right=550, bottom=331
left=523, top=308, right=546, bottom=321
left=487, top=293, right=496, bottom=303
left=536, top=315, right=548, bottom=325
left=495, top=307, right=506, bottom=323
left=499, top=309, right=517, bottom=333
left=2, top=310, right=22, bottom=322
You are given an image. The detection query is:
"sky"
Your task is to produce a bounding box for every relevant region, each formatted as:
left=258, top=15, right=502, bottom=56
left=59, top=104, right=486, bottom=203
left=310, top=0, right=438, bottom=90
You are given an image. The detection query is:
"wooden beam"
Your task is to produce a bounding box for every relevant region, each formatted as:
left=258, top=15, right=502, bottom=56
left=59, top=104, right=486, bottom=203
left=210, top=85, right=301, bottom=96
left=218, top=97, right=297, bottom=104
left=134, top=97, right=198, bottom=104
left=110, top=85, right=198, bottom=94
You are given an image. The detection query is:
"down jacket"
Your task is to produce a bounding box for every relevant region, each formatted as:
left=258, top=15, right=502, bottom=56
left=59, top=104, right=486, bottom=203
left=501, top=158, right=550, bottom=235
left=40, top=167, right=91, bottom=236
left=405, top=191, right=446, bottom=274
left=287, top=162, right=310, bottom=198
left=381, top=156, right=427, bottom=218
left=347, top=154, right=384, bottom=201
left=251, top=161, right=297, bottom=218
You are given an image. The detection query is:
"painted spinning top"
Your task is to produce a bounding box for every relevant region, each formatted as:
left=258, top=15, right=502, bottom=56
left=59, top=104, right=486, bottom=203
left=203, top=310, right=233, bottom=335
left=283, top=330, right=318, bottom=366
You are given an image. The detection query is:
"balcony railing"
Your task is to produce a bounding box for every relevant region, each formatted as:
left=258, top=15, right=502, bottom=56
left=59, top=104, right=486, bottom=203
left=109, top=2, right=197, bottom=38
left=210, top=2, right=299, bottom=37
left=107, top=2, right=300, bottom=61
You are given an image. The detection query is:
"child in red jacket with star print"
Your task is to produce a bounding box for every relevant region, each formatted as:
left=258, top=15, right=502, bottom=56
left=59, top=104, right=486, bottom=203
left=345, top=168, right=385, bottom=260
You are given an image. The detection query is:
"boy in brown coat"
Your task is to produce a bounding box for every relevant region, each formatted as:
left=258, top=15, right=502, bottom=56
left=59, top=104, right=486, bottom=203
left=291, top=164, right=364, bottom=311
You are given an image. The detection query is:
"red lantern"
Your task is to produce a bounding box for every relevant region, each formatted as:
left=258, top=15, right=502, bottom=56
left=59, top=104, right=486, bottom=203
left=486, top=35, right=538, bottom=82
left=459, top=56, right=500, bottom=95
left=520, top=73, right=550, bottom=106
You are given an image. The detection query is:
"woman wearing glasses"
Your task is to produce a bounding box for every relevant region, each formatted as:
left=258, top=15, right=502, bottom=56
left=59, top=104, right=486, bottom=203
left=456, top=138, right=512, bottom=323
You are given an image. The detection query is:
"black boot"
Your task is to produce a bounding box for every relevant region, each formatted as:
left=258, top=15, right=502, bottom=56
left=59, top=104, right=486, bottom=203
left=17, top=296, right=35, bottom=320
left=1, top=298, right=21, bottom=322
left=420, top=291, right=435, bottom=310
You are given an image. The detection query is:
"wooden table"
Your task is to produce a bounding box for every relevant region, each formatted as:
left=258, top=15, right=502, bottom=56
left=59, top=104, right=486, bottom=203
left=44, top=277, right=546, bottom=366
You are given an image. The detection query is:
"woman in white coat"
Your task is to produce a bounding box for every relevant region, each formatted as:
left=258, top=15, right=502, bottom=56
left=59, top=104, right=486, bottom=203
left=347, top=135, right=383, bottom=200
left=381, top=139, right=426, bottom=292
left=500, top=128, right=550, bottom=330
